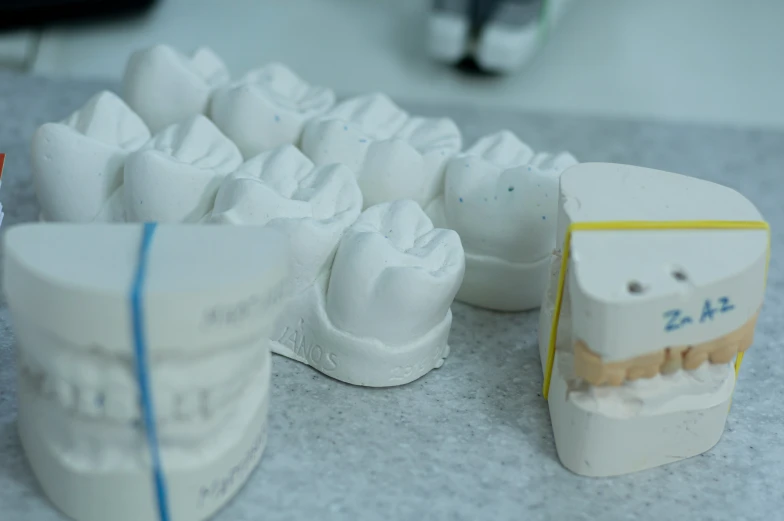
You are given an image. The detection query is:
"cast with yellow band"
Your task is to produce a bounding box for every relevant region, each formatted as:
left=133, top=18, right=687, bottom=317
left=542, top=220, right=771, bottom=400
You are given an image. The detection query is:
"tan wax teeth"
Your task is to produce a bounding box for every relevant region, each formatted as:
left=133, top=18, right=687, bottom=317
left=573, top=313, right=758, bottom=386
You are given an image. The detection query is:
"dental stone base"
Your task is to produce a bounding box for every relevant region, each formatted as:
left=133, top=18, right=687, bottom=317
left=269, top=273, right=451, bottom=387
left=545, top=351, right=733, bottom=478
left=17, top=348, right=272, bottom=521
left=457, top=250, right=550, bottom=311
left=540, top=303, right=735, bottom=477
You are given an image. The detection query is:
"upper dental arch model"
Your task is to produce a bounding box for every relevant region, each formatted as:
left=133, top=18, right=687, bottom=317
left=13, top=42, right=769, bottom=520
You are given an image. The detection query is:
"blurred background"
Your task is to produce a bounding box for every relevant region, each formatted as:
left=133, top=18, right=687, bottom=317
left=0, top=0, right=782, bottom=129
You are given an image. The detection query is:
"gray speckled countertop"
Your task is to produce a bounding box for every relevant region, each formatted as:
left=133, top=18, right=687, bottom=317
left=1, top=71, right=783, bottom=521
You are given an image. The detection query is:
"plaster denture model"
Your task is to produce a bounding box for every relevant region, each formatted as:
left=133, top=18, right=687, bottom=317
left=124, top=114, right=243, bottom=223
left=123, top=44, right=230, bottom=133
left=300, top=93, right=462, bottom=209
left=426, top=130, right=577, bottom=311
left=210, top=148, right=464, bottom=385
left=211, top=63, right=336, bottom=159
left=31, top=90, right=151, bottom=222
left=3, top=223, right=290, bottom=521
left=538, top=163, right=768, bottom=477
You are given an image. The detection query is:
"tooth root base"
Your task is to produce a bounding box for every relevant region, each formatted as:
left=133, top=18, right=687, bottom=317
left=573, top=313, right=758, bottom=386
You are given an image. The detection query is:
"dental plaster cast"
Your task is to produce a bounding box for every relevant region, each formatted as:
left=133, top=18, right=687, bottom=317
left=300, top=93, right=463, bottom=209
left=123, top=44, right=230, bottom=133
left=3, top=223, right=290, bottom=521
left=124, top=114, right=244, bottom=223
left=210, top=63, right=336, bottom=159
left=211, top=160, right=465, bottom=385
left=538, top=163, right=768, bottom=477
left=426, top=130, right=577, bottom=311
left=31, top=90, right=151, bottom=222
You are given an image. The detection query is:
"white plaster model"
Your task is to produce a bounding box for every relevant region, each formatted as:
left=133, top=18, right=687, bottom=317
left=123, top=44, right=230, bottom=133
left=213, top=169, right=464, bottom=385
left=210, top=63, right=336, bottom=159
left=319, top=200, right=464, bottom=385
left=539, top=163, right=768, bottom=477
left=31, top=90, right=151, bottom=222
left=300, top=93, right=462, bottom=209
left=426, top=131, right=577, bottom=311
left=3, top=223, right=290, bottom=521
left=124, top=115, right=243, bottom=223
left=210, top=145, right=362, bottom=292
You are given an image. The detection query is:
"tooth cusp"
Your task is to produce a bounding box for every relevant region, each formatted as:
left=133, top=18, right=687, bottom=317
left=444, top=131, right=575, bottom=264
left=31, top=91, right=151, bottom=223
left=124, top=115, right=243, bottom=223
left=326, top=200, right=465, bottom=346
left=302, top=94, right=462, bottom=208
left=211, top=63, right=336, bottom=158
left=211, top=146, right=362, bottom=291
left=122, top=44, right=230, bottom=133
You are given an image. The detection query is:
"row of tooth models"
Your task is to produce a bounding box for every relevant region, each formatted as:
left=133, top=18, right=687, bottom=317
left=31, top=43, right=578, bottom=314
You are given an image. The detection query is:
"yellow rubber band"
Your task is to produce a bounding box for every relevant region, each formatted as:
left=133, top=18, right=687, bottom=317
left=542, top=220, right=771, bottom=400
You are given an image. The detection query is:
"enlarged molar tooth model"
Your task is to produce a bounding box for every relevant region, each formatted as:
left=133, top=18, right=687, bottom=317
left=31, top=91, right=151, bottom=222
left=124, top=115, right=243, bottom=223
left=301, top=93, right=462, bottom=209
left=210, top=63, right=336, bottom=159
left=265, top=200, right=464, bottom=386
left=211, top=157, right=462, bottom=385
left=3, top=223, right=290, bottom=521
left=210, top=145, right=362, bottom=291
left=426, top=130, right=577, bottom=311
left=539, top=163, right=769, bottom=477
left=327, top=200, right=465, bottom=346
left=123, top=44, right=230, bottom=133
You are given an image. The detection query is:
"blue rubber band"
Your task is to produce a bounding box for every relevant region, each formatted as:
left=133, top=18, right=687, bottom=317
left=130, top=222, right=171, bottom=521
